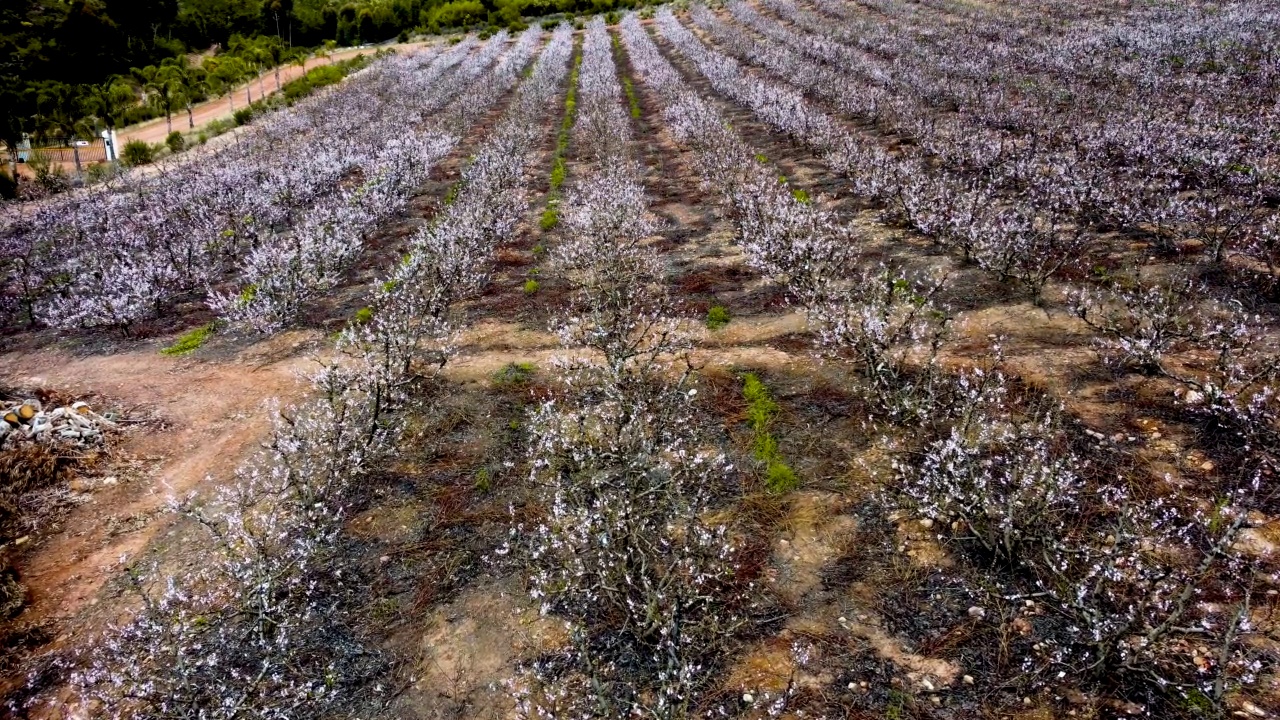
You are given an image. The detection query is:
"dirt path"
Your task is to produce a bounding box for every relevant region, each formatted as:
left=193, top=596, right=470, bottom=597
left=0, top=36, right=518, bottom=648
left=0, top=333, right=321, bottom=633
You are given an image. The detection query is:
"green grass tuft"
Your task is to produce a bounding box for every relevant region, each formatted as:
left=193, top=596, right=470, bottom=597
left=541, top=45, right=581, bottom=219
left=705, top=304, right=731, bottom=330
left=764, top=461, right=799, bottom=494
left=540, top=206, right=560, bottom=231
left=549, top=157, right=567, bottom=192
left=494, top=361, right=537, bottom=388
left=741, top=373, right=797, bottom=494
left=161, top=323, right=215, bottom=356
left=443, top=180, right=463, bottom=205
left=523, top=279, right=541, bottom=295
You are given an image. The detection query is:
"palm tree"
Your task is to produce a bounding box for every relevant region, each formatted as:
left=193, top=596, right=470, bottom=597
left=228, top=37, right=264, bottom=103
left=83, top=79, right=137, bottom=132
left=288, top=48, right=310, bottom=86
left=290, top=47, right=309, bottom=72
left=134, top=65, right=184, bottom=135
left=205, top=56, right=247, bottom=112
left=169, top=59, right=209, bottom=129
left=258, top=36, right=288, bottom=93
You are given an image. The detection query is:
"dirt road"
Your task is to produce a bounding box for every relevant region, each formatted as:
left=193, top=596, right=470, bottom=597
left=118, top=42, right=432, bottom=146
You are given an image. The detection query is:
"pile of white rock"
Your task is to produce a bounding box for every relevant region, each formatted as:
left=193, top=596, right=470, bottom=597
left=1, top=399, right=115, bottom=448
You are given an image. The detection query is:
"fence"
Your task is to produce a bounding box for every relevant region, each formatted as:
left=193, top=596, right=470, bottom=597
left=25, top=139, right=109, bottom=165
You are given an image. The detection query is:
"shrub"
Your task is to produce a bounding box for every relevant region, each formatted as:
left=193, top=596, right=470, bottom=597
left=353, top=306, right=374, bottom=325
left=705, top=304, right=730, bottom=329
left=810, top=266, right=951, bottom=422
left=27, top=150, right=69, bottom=193
left=443, top=180, right=462, bottom=205
left=511, top=375, right=752, bottom=715
left=205, top=118, right=235, bottom=136
left=309, top=64, right=345, bottom=87
left=283, top=77, right=313, bottom=101
left=84, top=162, right=119, bottom=185
left=165, top=131, right=185, bottom=154
left=25, top=150, right=52, bottom=178
left=233, top=108, right=253, bottom=126
left=120, top=140, right=154, bottom=167
left=523, top=279, right=540, bottom=294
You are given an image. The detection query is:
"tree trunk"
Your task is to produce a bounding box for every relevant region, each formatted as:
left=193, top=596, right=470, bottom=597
left=275, top=67, right=282, bottom=92
left=166, top=112, right=173, bottom=135
left=259, top=72, right=266, bottom=98
left=187, top=104, right=195, bottom=128
left=229, top=92, right=235, bottom=112
left=72, top=144, right=81, bottom=175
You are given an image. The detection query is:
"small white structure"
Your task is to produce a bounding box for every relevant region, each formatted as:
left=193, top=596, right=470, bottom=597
left=101, top=128, right=119, bottom=162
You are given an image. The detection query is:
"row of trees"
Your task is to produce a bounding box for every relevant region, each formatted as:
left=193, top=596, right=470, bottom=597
left=1, top=0, right=663, bottom=171
left=638, top=3, right=1274, bottom=715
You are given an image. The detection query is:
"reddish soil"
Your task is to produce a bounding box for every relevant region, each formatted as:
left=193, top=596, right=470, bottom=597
left=0, top=334, right=317, bottom=625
